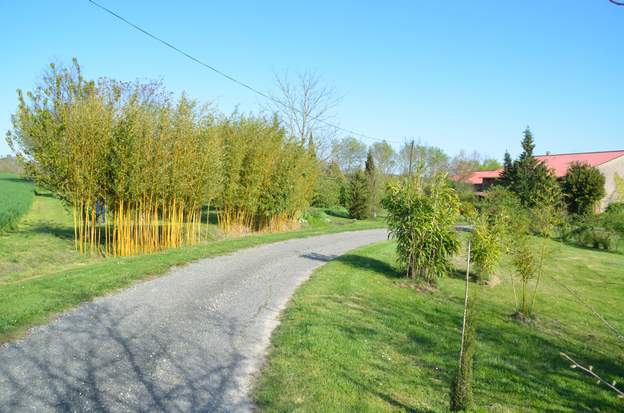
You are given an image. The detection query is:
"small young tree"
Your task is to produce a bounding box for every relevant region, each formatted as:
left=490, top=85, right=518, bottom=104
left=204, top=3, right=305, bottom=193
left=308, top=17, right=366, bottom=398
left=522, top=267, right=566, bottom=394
left=562, top=162, right=606, bottom=216
left=382, top=174, right=460, bottom=284
left=511, top=235, right=538, bottom=317
left=470, top=214, right=504, bottom=282
left=348, top=170, right=370, bottom=220
left=450, top=294, right=477, bottom=411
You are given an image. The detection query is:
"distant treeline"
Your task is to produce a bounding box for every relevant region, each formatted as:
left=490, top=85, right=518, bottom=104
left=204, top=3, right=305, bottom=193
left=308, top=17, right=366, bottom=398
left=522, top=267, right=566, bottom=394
left=0, top=156, right=23, bottom=174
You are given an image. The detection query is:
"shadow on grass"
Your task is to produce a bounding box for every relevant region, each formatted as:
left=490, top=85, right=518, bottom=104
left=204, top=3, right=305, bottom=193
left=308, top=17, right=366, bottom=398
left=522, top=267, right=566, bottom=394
left=336, top=253, right=403, bottom=278
left=324, top=208, right=351, bottom=219
left=340, top=372, right=436, bottom=413
left=448, top=267, right=480, bottom=283
left=314, top=263, right=624, bottom=412
left=26, top=224, right=75, bottom=240
left=556, top=238, right=623, bottom=256
left=0, top=176, right=33, bottom=184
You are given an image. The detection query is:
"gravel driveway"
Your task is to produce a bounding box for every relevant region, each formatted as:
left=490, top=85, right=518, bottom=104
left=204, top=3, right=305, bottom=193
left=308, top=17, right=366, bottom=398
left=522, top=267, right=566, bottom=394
left=0, top=229, right=387, bottom=412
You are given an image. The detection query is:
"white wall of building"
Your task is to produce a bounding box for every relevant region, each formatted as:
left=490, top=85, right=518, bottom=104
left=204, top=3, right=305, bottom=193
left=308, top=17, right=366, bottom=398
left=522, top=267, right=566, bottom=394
left=598, top=155, right=624, bottom=210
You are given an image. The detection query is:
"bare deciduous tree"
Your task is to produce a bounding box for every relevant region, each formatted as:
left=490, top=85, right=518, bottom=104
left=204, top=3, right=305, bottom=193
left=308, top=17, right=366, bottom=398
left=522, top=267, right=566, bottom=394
left=270, top=70, right=341, bottom=158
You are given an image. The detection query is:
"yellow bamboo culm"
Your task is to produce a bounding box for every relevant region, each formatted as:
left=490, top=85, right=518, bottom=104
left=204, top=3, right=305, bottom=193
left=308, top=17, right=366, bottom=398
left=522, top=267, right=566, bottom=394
left=10, top=60, right=317, bottom=258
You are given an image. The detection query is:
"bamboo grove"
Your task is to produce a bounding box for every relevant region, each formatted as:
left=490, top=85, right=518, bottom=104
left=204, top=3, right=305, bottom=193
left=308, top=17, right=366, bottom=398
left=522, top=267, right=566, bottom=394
left=8, top=60, right=318, bottom=256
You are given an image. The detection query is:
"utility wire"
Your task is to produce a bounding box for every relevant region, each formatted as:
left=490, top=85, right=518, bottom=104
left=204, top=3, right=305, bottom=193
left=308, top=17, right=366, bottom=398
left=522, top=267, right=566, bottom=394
left=87, top=0, right=406, bottom=144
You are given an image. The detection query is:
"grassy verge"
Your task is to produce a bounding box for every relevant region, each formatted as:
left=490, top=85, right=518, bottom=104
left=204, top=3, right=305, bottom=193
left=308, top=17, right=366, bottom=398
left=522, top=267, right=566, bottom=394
left=0, top=173, right=34, bottom=231
left=254, top=240, right=624, bottom=412
left=0, top=197, right=383, bottom=343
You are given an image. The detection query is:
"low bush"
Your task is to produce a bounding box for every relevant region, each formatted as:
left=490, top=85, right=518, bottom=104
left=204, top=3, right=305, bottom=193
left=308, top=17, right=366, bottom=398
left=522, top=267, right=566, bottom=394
left=563, top=210, right=623, bottom=252
left=383, top=174, right=460, bottom=284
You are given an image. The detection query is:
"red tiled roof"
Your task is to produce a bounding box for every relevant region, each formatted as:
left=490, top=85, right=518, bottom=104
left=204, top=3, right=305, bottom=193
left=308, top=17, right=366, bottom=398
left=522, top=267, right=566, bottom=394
left=534, top=150, right=624, bottom=176
left=465, top=150, right=624, bottom=185
left=464, top=170, right=502, bottom=184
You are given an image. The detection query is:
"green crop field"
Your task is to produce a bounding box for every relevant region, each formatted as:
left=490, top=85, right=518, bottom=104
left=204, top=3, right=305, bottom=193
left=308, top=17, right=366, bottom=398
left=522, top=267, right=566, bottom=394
left=0, top=173, right=34, bottom=232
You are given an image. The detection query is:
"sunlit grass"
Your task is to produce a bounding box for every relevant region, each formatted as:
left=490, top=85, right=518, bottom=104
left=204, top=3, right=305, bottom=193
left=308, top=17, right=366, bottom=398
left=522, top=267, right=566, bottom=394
left=255, top=240, right=624, bottom=412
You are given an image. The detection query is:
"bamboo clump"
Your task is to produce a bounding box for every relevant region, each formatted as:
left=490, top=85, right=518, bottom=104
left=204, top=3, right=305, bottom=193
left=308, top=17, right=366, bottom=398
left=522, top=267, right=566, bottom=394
left=8, top=60, right=318, bottom=256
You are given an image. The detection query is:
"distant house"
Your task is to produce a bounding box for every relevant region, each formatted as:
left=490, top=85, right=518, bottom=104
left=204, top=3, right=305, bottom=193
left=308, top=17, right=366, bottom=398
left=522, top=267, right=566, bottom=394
left=462, top=150, right=624, bottom=210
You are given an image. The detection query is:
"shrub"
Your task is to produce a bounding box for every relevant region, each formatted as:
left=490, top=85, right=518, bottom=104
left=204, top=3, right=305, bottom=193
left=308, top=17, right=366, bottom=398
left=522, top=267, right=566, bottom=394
left=511, top=235, right=538, bottom=317
left=561, top=162, right=605, bottom=216
left=562, top=211, right=622, bottom=252
left=470, top=214, right=504, bottom=282
left=383, top=174, right=460, bottom=284
left=603, top=203, right=624, bottom=235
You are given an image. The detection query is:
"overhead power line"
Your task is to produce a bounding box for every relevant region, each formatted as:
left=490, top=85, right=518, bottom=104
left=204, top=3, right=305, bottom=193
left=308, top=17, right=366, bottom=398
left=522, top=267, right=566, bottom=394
left=87, top=0, right=406, bottom=144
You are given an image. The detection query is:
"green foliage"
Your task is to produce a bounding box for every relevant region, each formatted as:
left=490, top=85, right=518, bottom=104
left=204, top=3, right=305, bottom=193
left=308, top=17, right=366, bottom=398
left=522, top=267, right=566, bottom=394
left=312, top=161, right=346, bottom=208
left=470, top=215, right=504, bottom=282
left=382, top=174, right=460, bottom=283
left=348, top=170, right=370, bottom=220
left=511, top=235, right=539, bottom=317
left=614, top=174, right=624, bottom=203
left=369, top=140, right=396, bottom=177
left=500, top=127, right=563, bottom=210
left=331, top=136, right=367, bottom=173
left=400, top=142, right=449, bottom=178
left=470, top=187, right=522, bottom=282
left=479, top=158, right=502, bottom=171
left=561, top=162, right=606, bottom=216
left=450, top=295, right=477, bottom=412
left=365, top=149, right=380, bottom=218
left=8, top=59, right=319, bottom=253
left=603, top=202, right=624, bottom=237
left=563, top=210, right=622, bottom=252
left=0, top=174, right=34, bottom=231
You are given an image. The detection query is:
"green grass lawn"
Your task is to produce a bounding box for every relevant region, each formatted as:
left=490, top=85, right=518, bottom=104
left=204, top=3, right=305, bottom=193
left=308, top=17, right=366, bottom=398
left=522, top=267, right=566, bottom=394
left=0, top=195, right=383, bottom=342
left=254, top=240, right=624, bottom=412
left=0, top=173, right=34, bottom=231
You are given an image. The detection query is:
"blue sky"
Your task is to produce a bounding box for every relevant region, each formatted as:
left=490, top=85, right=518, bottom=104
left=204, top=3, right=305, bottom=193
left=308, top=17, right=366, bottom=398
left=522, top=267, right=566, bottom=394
left=1, top=1, right=622, bottom=158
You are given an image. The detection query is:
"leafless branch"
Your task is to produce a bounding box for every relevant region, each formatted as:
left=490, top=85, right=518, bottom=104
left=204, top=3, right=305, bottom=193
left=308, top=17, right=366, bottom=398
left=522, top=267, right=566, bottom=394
left=550, top=274, right=624, bottom=342
left=269, top=70, right=342, bottom=159
left=561, top=353, right=624, bottom=398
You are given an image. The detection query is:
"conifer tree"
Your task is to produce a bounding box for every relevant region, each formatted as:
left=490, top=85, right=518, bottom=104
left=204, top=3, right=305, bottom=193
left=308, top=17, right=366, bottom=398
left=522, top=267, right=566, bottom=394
left=499, top=127, right=561, bottom=209
left=365, top=149, right=378, bottom=218
left=499, top=150, right=514, bottom=187
left=348, top=170, right=370, bottom=220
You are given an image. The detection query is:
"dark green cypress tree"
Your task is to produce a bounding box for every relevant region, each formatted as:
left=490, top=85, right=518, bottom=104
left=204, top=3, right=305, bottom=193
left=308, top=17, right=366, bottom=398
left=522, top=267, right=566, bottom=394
left=500, top=127, right=561, bottom=209
left=519, top=127, right=535, bottom=160
left=348, top=170, right=370, bottom=220
left=499, top=150, right=514, bottom=187
left=365, top=149, right=378, bottom=218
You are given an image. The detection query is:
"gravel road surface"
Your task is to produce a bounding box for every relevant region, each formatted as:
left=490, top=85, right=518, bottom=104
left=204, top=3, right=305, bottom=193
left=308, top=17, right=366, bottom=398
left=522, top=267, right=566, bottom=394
left=0, top=229, right=387, bottom=412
